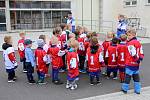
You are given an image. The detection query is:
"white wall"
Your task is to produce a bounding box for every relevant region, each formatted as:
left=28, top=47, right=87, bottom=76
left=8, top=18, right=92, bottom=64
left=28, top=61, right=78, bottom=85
left=101, top=0, right=123, bottom=32
left=119, top=0, right=150, bottom=37
left=71, top=0, right=100, bottom=31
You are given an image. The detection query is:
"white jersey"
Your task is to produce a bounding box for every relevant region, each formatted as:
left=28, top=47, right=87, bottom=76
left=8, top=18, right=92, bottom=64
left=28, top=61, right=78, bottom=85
left=43, top=44, right=51, bottom=64
left=3, top=47, right=17, bottom=69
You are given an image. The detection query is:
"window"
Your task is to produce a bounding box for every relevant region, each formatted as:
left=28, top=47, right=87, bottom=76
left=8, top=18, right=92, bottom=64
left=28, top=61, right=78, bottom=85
left=0, top=9, right=6, bottom=31
left=52, top=11, right=61, bottom=27
left=9, top=1, right=71, bottom=9
left=0, top=24, right=6, bottom=31
left=0, top=1, right=5, bottom=7
left=51, top=1, right=61, bottom=9
left=0, top=9, right=6, bottom=23
left=145, top=0, right=150, bottom=5
left=124, top=0, right=137, bottom=7
left=44, top=11, right=52, bottom=28
left=61, top=1, right=71, bottom=9
left=31, top=1, right=41, bottom=8
left=10, top=1, right=31, bottom=8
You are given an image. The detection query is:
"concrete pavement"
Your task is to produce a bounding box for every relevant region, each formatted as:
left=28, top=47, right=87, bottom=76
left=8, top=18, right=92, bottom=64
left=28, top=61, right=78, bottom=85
left=78, top=86, right=150, bottom=100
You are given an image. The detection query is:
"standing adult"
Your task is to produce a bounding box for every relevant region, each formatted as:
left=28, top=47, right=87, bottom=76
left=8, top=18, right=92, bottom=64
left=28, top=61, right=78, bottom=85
left=67, top=12, right=76, bottom=33
left=117, top=14, right=127, bottom=38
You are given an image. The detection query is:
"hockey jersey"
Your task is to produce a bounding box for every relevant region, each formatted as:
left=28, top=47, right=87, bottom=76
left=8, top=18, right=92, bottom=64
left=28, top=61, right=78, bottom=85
left=67, top=49, right=79, bottom=78
left=77, top=35, right=86, bottom=56
left=47, top=45, right=66, bottom=69
left=117, top=42, right=127, bottom=67
left=86, top=47, right=104, bottom=72
left=35, top=47, right=48, bottom=73
left=18, top=39, right=25, bottom=59
left=126, top=37, right=144, bottom=67
left=102, top=40, right=111, bottom=58
left=2, top=43, right=18, bottom=69
left=105, top=44, right=118, bottom=68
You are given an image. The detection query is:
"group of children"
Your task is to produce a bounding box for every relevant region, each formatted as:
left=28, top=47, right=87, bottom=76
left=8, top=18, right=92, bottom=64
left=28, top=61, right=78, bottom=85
left=2, top=24, right=144, bottom=93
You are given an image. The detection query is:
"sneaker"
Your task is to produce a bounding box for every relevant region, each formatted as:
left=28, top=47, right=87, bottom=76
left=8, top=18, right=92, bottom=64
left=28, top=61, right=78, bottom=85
left=90, top=82, right=94, bottom=86
left=45, top=74, right=50, bottom=78
left=135, top=91, right=140, bottom=95
left=8, top=80, right=15, bottom=83
left=28, top=80, right=36, bottom=84
left=37, top=80, right=47, bottom=85
left=66, top=84, right=71, bottom=89
left=59, top=69, right=65, bottom=73
left=38, top=82, right=47, bottom=85
left=113, top=77, right=118, bottom=80
left=121, top=89, right=127, bottom=94
left=13, top=76, right=17, bottom=81
left=79, top=70, right=86, bottom=74
left=23, top=70, right=27, bottom=73
left=53, top=80, right=63, bottom=85
left=96, top=81, right=102, bottom=85
left=102, top=72, right=107, bottom=76
left=70, top=85, right=77, bottom=90
left=74, top=84, right=78, bottom=89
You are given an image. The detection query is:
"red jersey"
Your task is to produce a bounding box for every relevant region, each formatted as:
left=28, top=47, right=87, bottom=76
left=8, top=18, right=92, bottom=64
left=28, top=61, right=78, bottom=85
left=77, top=37, right=86, bottom=56
left=117, top=42, right=127, bottom=67
left=47, top=45, right=65, bottom=69
left=18, top=39, right=25, bottom=59
left=67, top=51, right=79, bottom=78
left=35, top=48, right=47, bottom=73
left=126, top=38, right=144, bottom=67
left=102, top=40, right=111, bottom=58
left=60, top=31, right=67, bottom=50
left=86, top=47, right=104, bottom=72
left=84, top=39, right=90, bottom=53
left=106, top=45, right=118, bottom=67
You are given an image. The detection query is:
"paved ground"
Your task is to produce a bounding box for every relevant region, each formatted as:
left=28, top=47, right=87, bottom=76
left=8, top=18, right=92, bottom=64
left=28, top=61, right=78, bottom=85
left=78, top=86, right=150, bottom=100
left=0, top=43, right=150, bottom=100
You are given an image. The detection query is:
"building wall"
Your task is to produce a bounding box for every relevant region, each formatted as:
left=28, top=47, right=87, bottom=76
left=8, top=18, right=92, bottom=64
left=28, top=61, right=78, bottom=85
left=120, top=0, right=150, bottom=37
left=71, top=0, right=100, bottom=31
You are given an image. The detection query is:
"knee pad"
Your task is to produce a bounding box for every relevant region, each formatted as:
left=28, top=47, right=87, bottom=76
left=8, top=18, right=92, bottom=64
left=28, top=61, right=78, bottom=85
left=133, top=74, right=140, bottom=82
left=124, top=74, right=131, bottom=84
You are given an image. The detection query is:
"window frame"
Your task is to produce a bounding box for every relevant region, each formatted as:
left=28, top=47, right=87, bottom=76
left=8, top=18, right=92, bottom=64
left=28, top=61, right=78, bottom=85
left=145, top=0, right=150, bottom=6
left=123, top=0, right=137, bottom=7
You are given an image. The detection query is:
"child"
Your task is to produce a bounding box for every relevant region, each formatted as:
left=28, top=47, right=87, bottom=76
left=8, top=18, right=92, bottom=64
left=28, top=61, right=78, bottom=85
left=2, top=36, right=18, bottom=83
left=66, top=24, right=72, bottom=40
left=35, top=39, right=48, bottom=84
left=102, top=32, right=114, bottom=75
left=117, top=34, right=127, bottom=83
left=66, top=38, right=79, bottom=90
left=18, top=32, right=27, bottom=73
left=77, top=26, right=86, bottom=73
left=39, top=35, right=51, bottom=77
left=105, top=37, right=118, bottom=80
left=84, top=32, right=92, bottom=72
left=122, top=29, right=144, bottom=94
left=52, top=27, right=64, bottom=70
left=47, top=36, right=66, bottom=85
left=86, top=36, right=105, bottom=85
left=24, top=39, right=36, bottom=84
left=60, top=23, right=68, bottom=72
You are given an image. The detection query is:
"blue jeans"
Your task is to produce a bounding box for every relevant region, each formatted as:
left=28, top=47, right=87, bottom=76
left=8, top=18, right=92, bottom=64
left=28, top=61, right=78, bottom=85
left=89, top=71, right=101, bottom=82
left=37, top=71, right=45, bottom=82
left=6, top=69, right=15, bottom=80
left=52, top=68, right=59, bottom=81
